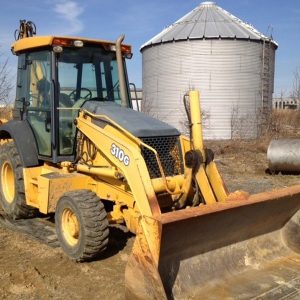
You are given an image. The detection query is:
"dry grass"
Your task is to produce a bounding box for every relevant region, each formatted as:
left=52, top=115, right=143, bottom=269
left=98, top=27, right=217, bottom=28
left=264, top=109, right=300, bottom=138
left=0, top=107, right=12, bottom=121
left=256, top=109, right=300, bottom=152
left=207, top=109, right=300, bottom=156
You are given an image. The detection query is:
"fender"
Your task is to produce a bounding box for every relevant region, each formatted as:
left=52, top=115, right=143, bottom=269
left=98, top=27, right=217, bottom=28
left=0, top=120, right=39, bottom=167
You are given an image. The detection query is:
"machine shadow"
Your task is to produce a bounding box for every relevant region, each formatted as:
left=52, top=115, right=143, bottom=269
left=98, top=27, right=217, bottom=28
left=98, top=225, right=133, bottom=260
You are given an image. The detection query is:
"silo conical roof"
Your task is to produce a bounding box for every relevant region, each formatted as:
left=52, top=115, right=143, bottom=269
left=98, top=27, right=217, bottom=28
left=141, top=1, right=278, bottom=50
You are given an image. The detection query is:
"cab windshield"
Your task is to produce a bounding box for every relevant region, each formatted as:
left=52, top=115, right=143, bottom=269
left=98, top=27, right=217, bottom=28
left=57, top=46, right=127, bottom=156
left=57, top=46, right=123, bottom=108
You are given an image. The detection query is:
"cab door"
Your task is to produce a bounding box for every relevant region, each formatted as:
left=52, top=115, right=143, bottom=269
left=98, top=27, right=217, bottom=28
left=24, top=51, right=52, bottom=157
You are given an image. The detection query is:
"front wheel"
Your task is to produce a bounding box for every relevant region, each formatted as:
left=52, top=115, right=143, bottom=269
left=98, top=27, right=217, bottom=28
left=55, top=190, right=109, bottom=262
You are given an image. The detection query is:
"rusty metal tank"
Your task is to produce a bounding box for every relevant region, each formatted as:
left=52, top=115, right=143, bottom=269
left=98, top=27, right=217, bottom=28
left=268, top=139, right=300, bottom=172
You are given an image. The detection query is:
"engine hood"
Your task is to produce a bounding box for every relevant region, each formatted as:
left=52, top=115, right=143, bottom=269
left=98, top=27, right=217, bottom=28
left=82, top=101, right=180, bottom=138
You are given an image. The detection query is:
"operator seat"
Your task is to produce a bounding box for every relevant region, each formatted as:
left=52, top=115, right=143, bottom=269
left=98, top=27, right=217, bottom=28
left=36, top=77, right=50, bottom=107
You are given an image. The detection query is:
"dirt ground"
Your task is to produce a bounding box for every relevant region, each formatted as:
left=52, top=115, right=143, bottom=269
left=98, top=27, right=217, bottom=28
left=1, top=140, right=300, bottom=300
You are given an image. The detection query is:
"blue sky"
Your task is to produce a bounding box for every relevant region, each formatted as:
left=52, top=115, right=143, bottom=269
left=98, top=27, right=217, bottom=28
left=0, top=0, right=299, bottom=97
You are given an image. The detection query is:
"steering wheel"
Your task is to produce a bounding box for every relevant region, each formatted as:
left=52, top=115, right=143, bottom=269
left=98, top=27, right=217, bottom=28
left=68, top=87, right=92, bottom=102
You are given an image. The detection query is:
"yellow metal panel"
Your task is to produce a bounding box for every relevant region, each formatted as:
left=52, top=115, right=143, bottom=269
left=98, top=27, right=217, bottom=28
left=76, top=112, right=160, bottom=217
left=179, top=135, right=191, bottom=158
left=195, top=166, right=217, bottom=204
left=12, top=36, right=53, bottom=53
left=122, top=207, right=140, bottom=233
left=206, top=161, right=229, bottom=202
left=76, top=164, right=121, bottom=179
left=23, top=164, right=61, bottom=209
left=23, top=163, right=136, bottom=215
left=189, top=90, right=204, bottom=157
left=39, top=172, right=89, bottom=213
left=93, top=177, right=135, bottom=209
left=23, top=166, right=42, bottom=208
left=151, top=175, right=184, bottom=193
left=12, top=35, right=131, bottom=53
left=107, top=204, right=124, bottom=223
left=37, top=174, right=50, bottom=213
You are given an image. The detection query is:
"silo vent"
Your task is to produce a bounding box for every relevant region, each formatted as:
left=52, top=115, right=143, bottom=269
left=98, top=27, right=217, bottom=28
left=200, top=2, right=216, bottom=6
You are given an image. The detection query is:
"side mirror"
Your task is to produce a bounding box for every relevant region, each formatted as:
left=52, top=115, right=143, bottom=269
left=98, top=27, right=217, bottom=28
left=15, top=97, right=30, bottom=110
left=15, top=98, right=25, bottom=109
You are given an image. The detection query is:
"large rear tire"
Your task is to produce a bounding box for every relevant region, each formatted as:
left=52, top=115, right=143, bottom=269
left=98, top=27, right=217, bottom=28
left=55, top=190, right=109, bottom=262
left=0, top=141, right=37, bottom=219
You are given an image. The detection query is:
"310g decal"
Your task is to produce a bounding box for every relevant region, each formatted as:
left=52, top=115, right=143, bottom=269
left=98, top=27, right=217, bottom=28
left=110, top=143, right=130, bottom=166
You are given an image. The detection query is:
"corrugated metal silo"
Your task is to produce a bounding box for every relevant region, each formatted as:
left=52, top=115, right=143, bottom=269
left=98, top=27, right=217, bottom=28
left=140, top=1, right=277, bottom=139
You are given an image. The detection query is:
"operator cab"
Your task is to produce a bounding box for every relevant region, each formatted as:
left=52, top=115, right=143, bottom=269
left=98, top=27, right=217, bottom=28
left=12, top=36, right=132, bottom=162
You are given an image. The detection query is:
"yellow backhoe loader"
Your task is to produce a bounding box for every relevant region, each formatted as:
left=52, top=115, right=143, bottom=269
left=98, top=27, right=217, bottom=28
left=0, top=20, right=300, bottom=299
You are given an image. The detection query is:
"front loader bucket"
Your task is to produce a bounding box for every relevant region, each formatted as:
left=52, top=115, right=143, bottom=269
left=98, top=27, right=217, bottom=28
left=125, top=185, right=300, bottom=299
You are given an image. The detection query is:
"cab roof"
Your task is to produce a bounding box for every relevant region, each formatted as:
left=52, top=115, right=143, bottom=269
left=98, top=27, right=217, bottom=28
left=12, top=35, right=131, bottom=54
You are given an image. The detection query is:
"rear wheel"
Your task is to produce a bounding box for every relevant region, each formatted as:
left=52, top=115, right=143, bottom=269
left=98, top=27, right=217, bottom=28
left=0, top=142, right=37, bottom=219
left=55, top=190, right=109, bottom=262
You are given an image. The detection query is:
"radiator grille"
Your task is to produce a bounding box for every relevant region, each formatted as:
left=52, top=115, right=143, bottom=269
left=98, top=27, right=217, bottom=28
left=141, top=136, right=183, bottom=179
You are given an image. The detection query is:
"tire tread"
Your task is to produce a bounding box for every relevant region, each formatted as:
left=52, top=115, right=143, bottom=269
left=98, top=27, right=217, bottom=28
left=55, top=189, right=109, bottom=262
left=0, top=142, right=37, bottom=219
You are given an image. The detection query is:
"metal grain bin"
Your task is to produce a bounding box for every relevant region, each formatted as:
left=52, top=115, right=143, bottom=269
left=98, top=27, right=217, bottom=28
left=140, top=1, right=277, bottom=139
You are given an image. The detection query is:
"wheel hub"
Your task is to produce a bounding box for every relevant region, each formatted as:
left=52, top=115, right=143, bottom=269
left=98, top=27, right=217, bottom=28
left=61, top=208, right=80, bottom=246
left=1, top=161, right=15, bottom=203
